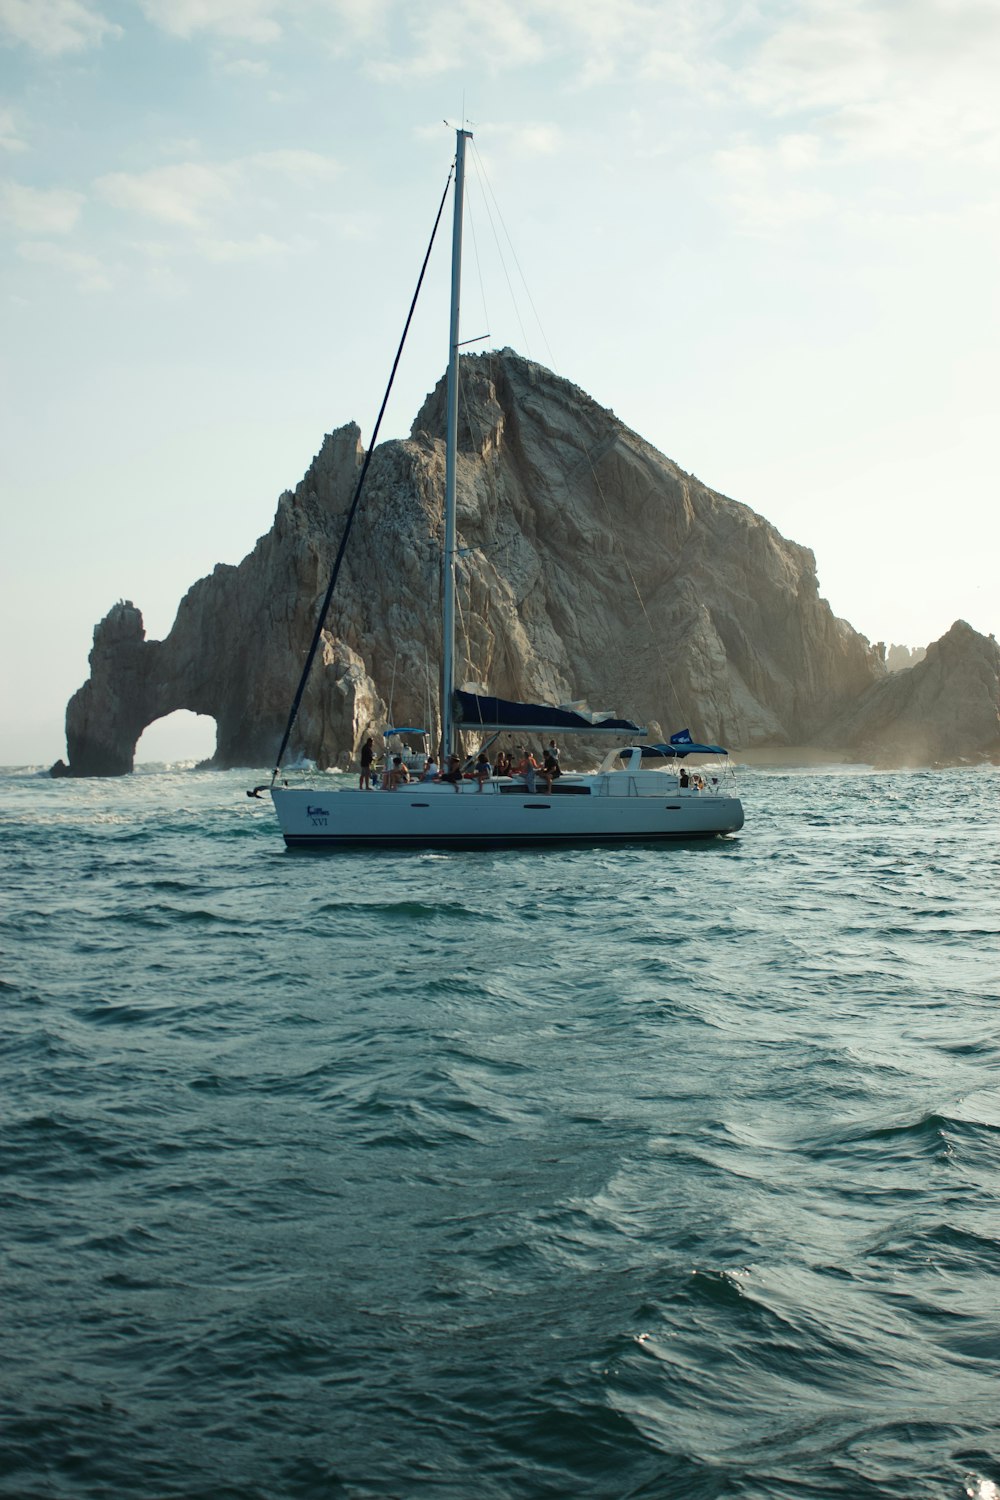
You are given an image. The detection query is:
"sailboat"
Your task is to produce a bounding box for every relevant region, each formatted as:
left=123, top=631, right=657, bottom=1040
left=266, top=129, right=745, bottom=848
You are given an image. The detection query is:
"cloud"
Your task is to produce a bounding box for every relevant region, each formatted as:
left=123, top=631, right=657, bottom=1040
left=735, top=0, right=1000, bottom=164
left=0, top=106, right=27, bottom=152
left=0, top=0, right=120, bottom=55
left=135, top=0, right=284, bottom=44
left=539, top=0, right=1000, bottom=172
left=219, top=57, right=269, bottom=76
left=247, top=149, right=342, bottom=184
left=609, top=0, right=1000, bottom=236
left=326, top=0, right=392, bottom=45
left=2, top=180, right=84, bottom=233
left=96, top=161, right=236, bottom=227
left=95, top=151, right=340, bottom=232
left=0, top=150, right=345, bottom=294
left=369, top=0, right=546, bottom=80
left=127, top=227, right=307, bottom=278
left=304, top=205, right=379, bottom=241
left=17, top=239, right=111, bottom=291
left=198, top=231, right=308, bottom=261
left=545, top=0, right=695, bottom=86
left=493, top=123, right=563, bottom=156
left=710, top=134, right=835, bottom=235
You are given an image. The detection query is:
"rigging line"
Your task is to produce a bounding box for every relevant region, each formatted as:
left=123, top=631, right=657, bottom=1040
left=451, top=335, right=509, bottom=689
left=471, top=140, right=555, bottom=370
left=459, top=174, right=531, bottom=607
left=471, top=145, right=681, bottom=725
left=453, top=360, right=475, bottom=682
left=424, top=646, right=432, bottom=742
left=465, top=170, right=492, bottom=358
left=456, top=168, right=508, bottom=571
left=270, top=163, right=456, bottom=784
left=469, top=143, right=532, bottom=360
left=585, top=456, right=686, bottom=725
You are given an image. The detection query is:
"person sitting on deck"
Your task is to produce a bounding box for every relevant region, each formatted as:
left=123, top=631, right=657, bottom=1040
left=384, top=755, right=410, bottom=791
left=438, top=754, right=464, bottom=791
left=494, top=749, right=511, bottom=778
left=542, top=748, right=561, bottom=792
left=421, top=756, right=438, bottom=781
left=515, top=748, right=538, bottom=793
left=474, top=753, right=491, bottom=792
left=679, top=767, right=690, bottom=788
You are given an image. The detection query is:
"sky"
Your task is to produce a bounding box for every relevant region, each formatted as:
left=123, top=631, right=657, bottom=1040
left=1, top=0, right=998, bottom=765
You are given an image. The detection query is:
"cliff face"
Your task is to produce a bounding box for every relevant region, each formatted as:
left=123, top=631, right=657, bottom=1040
left=60, top=348, right=887, bottom=775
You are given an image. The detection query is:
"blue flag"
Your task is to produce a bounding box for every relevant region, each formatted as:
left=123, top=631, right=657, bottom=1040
left=670, top=728, right=693, bottom=745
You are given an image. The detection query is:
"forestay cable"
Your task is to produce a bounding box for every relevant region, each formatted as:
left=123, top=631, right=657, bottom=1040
left=269, top=165, right=455, bottom=785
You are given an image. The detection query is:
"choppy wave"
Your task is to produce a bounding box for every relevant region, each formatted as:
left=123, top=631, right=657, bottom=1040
left=1, top=765, right=999, bottom=1497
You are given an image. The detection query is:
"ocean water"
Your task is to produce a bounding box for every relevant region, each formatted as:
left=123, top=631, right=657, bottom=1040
left=2, top=762, right=1000, bottom=1500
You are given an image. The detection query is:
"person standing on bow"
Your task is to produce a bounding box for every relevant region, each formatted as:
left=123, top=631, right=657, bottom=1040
left=359, top=736, right=375, bottom=791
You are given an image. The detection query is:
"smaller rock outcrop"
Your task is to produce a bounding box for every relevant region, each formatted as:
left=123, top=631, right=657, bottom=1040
left=884, top=643, right=927, bottom=673
left=820, top=621, right=1000, bottom=766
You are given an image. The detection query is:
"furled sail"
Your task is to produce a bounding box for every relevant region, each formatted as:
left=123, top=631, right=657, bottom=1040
left=454, top=690, right=644, bottom=735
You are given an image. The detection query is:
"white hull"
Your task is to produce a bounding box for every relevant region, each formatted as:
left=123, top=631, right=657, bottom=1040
left=272, top=774, right=744, bottom=849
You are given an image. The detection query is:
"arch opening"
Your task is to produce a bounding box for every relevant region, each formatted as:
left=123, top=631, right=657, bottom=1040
left=135, top=710, right=217, bottom=767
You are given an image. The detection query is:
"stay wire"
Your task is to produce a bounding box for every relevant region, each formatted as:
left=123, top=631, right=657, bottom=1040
left=470, top=142, right=536, bottom=363
left=470, top=140, right=683, bottom=726
left=455, top=168, right=515, bottom=594
left=270, top=164, right=456, bottom=784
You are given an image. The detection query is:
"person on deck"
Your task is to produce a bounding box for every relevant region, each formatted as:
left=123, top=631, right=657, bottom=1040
left=439, top=754, right=464, bottom=791
left=384, top=755, right=409, bottom=790
left=515, top=748, right=538, bottom=793
left=359, top=737, right=375, bottom=790
left=542, top=748, right=561, bottom=792
left=494, top=749, right=511, bottom=778
left=474, top=753, right=491, bottom=792
left=421, top=756, right=438, bottom=781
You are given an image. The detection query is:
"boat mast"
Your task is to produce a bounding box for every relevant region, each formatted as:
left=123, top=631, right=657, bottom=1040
left=440, top=126, right=471, bottom=762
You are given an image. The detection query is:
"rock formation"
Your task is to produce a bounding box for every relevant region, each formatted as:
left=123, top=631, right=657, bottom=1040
left=820, top=621, right=1000, bottom=766
left=884, top=643, right=927, bottom=673
left=58, top=347, right=986, bottom=776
